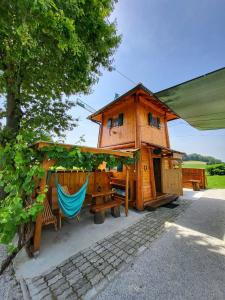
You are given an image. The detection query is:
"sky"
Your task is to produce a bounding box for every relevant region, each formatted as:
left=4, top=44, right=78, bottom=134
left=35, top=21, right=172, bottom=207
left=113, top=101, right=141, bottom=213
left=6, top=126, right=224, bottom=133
left=65, top=0, right=225, bottom=161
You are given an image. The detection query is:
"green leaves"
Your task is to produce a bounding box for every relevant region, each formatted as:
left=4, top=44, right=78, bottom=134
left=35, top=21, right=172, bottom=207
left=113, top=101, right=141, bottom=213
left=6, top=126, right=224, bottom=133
left=0, top=0, right=121, bottom=141
left=39, top=145, right=138, bottom=172
left=0, top=134, right=45, bottom=245
left=0, top=131, right=139, bottom=246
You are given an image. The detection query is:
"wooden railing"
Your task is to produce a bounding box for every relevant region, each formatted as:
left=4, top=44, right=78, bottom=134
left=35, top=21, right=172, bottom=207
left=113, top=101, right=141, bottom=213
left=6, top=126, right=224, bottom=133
left=182, top=168, right=207, bottom=189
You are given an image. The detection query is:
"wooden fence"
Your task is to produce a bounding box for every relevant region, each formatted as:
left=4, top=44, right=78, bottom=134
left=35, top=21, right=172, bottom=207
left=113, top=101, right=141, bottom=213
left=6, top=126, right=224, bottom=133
left=182, top=168, right=207, bottom=189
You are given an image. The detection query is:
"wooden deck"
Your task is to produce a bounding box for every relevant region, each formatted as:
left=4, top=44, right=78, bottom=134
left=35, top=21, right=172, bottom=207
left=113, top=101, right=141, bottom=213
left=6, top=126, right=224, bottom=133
left=144, top=193, right=179, bottom=208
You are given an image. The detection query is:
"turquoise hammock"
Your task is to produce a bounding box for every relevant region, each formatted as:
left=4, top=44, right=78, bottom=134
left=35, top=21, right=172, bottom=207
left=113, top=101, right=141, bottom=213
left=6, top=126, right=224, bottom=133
left=47, top=171, right=89, bottom=218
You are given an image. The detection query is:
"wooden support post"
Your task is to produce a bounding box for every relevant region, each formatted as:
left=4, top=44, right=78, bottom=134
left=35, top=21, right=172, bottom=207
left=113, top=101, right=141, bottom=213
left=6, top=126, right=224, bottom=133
left=164, top=114, right=172, bottom=169
left=149, top=150, right=156, bottom=200
left=33, top=159, right=55, bottom=254
left=164, top=114, right=170, bottom=149
left=129, top=166, right=134, bottom=202
left=33, top=174, right=46, bottom=254
left=125, top=166, right=129, bottom=216
left=134, top=93, right=143, bottom=210
left=97, top=114, right=103, bottom=148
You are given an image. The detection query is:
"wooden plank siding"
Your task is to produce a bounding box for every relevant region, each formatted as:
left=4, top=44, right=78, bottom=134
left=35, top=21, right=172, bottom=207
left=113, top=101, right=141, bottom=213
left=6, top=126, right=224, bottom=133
left=47, top=171, right=112, bottom=206
left=99, top=98, right=136, bottom=148
left=139, top=98, right=169, bottom=148
left=161, top=158, right=183, bottom=195
left=98, top=95, right=170, bottom=150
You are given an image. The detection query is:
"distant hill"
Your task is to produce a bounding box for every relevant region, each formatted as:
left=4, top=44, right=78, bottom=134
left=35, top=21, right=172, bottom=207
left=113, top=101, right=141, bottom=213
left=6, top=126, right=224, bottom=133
left=183, top=153, right=223, bottom=165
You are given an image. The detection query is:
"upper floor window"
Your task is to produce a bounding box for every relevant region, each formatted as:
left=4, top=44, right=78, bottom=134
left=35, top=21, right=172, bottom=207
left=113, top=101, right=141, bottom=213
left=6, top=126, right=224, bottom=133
left=148, top=113, right=161, bottom=129
left=107, top=113, right=124, bottom=128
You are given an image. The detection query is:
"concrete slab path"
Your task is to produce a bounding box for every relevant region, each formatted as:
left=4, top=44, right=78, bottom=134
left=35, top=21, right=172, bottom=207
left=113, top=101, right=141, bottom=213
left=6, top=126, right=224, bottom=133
left=97, top=189, right=225, bottom=300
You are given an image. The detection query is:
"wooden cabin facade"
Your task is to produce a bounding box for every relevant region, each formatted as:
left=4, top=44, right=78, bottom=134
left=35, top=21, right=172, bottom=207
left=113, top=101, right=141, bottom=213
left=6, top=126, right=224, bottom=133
left=89, top=84, right=183, bottom=210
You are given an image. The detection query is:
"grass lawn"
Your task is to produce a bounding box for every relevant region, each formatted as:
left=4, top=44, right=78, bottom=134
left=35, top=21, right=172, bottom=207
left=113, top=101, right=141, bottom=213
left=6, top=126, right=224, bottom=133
left=182, top=162, right=207, bottom=169
left=182, top=161, right=225, bottom=189
left=207, top=175, right=225, bottom=189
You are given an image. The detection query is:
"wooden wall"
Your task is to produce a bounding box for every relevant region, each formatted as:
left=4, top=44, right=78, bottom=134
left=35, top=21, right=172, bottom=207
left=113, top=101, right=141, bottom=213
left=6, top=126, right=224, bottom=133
left=47, top=171, right=112, bottom=197
left=139, top=100, right=168, bottom=147
left=182, top=168, right=207, bottom=189
left=99, top=97, right=135, bottom=148
left=98, top=93, right=171, bottom=149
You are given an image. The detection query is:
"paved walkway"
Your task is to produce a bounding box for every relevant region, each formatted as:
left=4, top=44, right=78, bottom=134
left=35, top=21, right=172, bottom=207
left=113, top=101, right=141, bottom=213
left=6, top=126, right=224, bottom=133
left=25, top=199, right=190, bottom=299
left=0, top=245, right=23, bottom=300
left=97, top=189, right=225, bottom=300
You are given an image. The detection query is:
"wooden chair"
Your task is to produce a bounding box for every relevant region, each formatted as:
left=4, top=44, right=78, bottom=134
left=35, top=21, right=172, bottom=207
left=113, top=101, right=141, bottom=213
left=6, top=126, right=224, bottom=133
left=41, top=199, right=57, bottom=230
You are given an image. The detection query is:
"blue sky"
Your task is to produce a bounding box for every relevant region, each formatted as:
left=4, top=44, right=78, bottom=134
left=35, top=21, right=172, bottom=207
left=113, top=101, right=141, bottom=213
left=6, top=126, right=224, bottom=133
left=66, top=0, right=225, bottom=161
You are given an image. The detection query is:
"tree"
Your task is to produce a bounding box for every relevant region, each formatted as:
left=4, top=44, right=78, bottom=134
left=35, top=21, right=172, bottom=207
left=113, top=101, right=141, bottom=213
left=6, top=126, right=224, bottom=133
left=182, top=153, right=223, bottom=164
left=0, top=0, right=120, bottom=141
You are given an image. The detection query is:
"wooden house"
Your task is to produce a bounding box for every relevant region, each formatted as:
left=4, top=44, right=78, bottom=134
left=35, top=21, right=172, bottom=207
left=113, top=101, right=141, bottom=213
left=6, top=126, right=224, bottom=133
left=88, top=84, right=184, bottom=210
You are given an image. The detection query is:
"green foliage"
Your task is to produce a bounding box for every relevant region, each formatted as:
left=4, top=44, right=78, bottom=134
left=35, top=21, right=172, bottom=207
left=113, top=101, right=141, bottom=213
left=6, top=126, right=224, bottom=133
left=183, top=153, right=223, bottom=165
left=0, top=136, right=139, bottom=246
left=207, top=164, right=225, bottom=176
left=0, top=0, right=120, bottom=139
left=0, top=135, right=45, bottom=244
left=39, top=144, right=139, bottom=171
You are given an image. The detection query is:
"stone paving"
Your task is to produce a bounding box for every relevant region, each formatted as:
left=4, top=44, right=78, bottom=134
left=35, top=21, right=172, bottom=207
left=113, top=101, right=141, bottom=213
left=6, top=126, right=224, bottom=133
left=25, top=199, right=191, bottom=300
left=0, top=245, right=23, bottom=300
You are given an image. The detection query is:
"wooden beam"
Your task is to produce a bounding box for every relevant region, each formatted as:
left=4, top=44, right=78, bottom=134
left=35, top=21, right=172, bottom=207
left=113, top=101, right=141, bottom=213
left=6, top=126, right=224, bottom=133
left=99, top=142, right=135, bottom=150
left=139, top=96, right=166, bottom=116
left=149, top=149, right=156, bottom=200
left=97, top=114, right=103, bottom=148
left=125, top=166, right=129, bottom=216
left=164, top=114, right=170, bottom=148
left=33, top=158, right=55, bottom=254
left=134, top=94, right=143, bottom=210
left=34, top=142, right=133, bottom=158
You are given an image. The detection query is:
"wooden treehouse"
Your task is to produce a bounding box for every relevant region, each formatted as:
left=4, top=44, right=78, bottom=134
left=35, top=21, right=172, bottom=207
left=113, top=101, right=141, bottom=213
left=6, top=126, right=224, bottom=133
left=88, top=83, right=184, bottom=210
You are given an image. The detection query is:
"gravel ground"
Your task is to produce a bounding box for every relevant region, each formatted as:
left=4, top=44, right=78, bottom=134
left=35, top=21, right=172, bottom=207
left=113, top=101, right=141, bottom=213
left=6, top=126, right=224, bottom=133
left=97, top=189, right=225, bottom=300
left=0, top=245, right=23, bottom=300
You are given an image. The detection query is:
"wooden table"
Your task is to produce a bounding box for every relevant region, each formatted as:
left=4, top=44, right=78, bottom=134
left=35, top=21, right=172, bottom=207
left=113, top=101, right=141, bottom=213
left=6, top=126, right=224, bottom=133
left=188, top=179, right=201, bottom=191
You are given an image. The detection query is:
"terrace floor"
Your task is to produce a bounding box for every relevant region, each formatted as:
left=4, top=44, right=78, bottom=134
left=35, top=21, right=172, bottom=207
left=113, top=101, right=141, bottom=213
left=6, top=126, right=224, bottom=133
left=13, top=189, right=225, bottom=300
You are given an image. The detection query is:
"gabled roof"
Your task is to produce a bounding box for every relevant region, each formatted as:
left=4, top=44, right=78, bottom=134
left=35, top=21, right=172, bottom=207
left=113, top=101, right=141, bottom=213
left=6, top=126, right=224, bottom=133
left=88, top=83, right=179, bottom=123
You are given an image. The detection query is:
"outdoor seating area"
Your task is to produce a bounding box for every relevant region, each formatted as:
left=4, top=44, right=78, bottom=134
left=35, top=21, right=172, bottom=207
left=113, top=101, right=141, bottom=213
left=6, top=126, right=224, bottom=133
left=14, top=205, right=145, bottom=279
left=32, top=141, right=135, bottom=255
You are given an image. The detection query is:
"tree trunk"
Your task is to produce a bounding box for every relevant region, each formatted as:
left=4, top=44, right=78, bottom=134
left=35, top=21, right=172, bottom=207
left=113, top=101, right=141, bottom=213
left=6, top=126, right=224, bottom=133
left=5, top=65, right=22, bottom=136
left=6, top=91, right=22, bottom=135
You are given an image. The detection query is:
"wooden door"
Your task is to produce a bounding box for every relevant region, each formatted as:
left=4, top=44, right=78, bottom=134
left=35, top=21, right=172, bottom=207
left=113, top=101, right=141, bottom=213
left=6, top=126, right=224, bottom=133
left=161, top=158, right=183, bottom=195
left=153, top=158, right=162, bottom=193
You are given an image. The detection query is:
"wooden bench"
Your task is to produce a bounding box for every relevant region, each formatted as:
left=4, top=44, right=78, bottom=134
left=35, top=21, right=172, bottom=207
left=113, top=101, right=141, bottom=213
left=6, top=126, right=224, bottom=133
left=91, top=199, right=122, bottom=213
left=188, top=179, right=201, bottom=191
left=88, top=191, right=121, bottom=224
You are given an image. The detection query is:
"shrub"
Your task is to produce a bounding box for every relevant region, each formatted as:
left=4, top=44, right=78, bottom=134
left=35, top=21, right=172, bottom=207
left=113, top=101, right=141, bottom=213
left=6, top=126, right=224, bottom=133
left=207, top=164, right=225, bottom=176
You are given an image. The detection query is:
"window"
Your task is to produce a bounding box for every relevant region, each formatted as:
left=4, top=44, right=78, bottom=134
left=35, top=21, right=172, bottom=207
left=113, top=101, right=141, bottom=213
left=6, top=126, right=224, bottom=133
left=148, top=113, right=161, bottom=129
left=107, top=113, right=124, bottom=128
